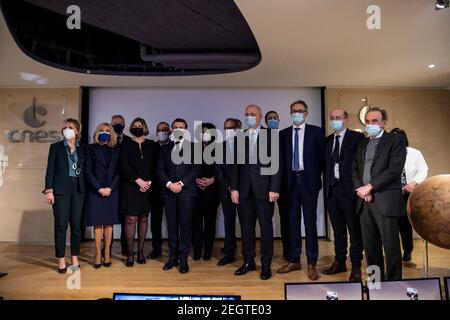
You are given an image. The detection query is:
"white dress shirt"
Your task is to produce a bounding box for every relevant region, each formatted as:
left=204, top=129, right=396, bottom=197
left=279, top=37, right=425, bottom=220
left=404, top=147, right=428, bottom=184
left=332, top=128, right=347, bottom=179
left=292, top=122, right=306, bottom=170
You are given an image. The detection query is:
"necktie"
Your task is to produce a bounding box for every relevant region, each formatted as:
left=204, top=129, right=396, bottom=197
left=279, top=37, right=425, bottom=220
left=250, top=131, right=256, bottom=158
left=293, top=128, right=300, bottom=171
left=333, top=135, right=340, bottom=163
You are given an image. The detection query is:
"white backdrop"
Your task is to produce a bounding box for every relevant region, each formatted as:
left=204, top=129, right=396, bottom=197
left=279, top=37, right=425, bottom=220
left=88, top=88, right=325, bottom=239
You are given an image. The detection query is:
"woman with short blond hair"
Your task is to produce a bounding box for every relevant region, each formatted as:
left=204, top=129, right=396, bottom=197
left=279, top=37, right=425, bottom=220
left=86, top=122, right=121, bottom=268
left=44, top=118, right=86, bottom=273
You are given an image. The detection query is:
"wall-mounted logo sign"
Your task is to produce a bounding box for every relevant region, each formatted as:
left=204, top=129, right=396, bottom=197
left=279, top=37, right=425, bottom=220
left=359, top=97, right=371, bottom=125
left=7, top=97, right=62, bottom=144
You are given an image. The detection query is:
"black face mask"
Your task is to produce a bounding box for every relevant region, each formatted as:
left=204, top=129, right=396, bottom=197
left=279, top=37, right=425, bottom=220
left=130, top=127, right=144, bottom=137
left=113, top=124, right=125, bottom=134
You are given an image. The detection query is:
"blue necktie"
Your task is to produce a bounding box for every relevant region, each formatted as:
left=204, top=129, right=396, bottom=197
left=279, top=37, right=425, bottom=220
left=293, top=128, right=300, bottom=171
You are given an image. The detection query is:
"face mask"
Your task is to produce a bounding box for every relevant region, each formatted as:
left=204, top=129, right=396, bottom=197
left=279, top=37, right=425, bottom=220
left=63, top=128, right=76, bottom=140
left=291, top=112, right=304, bottom=125
left=98, top=131, right=111, bottom=143
left=267, top=119, right=279, bottom=130
left=330, top=120, right=344, bottom=132
left=245, top=116, right=257, bottom=128
left=170, top=129, right=185, bottom=141
left=157, top=131, right=169, bottom=142
left=112, top=124, right=124, bottom=135
left=366, top=124, right=382, bottom=137
left=202, top=132, right=212, bottom=142
left=225, top=129, right=235, bottom=140
left=130, top=127, right=144, bottom=137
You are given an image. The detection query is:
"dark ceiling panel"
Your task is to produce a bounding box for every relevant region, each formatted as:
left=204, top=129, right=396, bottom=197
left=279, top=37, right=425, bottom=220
left=0, top=0, right=261, bottom=76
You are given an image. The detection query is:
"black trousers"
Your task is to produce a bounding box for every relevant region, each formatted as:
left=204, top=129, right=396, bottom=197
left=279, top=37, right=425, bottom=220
left=399, top=193, right=413, bottom=253
left=360, top=202, right=402, bottom=280
left=150, top=195, right=164, bottom=252
left=276, top=198, right=290, bottom=258
left=164, top=196, right=195, bottom=262
left=220, top=193, right=238, bottom=258
left=327, top=181, right=363, bottom=267
left=52, top=178, right=85, bottom=258
left=238, top=190, right=273, bottom=268
left=192, top=190, right=219, bottom=257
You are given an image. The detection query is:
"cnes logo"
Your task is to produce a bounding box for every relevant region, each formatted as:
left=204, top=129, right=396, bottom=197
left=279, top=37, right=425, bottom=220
left=7, top=97, right=61, bottom=144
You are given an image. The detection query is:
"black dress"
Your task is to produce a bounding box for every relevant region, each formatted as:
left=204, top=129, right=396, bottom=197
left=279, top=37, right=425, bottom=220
left=119, top=138, right=155, bottom=216
left=85, top=144, right=120, bottom=226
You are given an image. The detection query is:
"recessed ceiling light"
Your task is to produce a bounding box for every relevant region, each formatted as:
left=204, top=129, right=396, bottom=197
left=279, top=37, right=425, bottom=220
left=428, top=64, right=436, bottom=69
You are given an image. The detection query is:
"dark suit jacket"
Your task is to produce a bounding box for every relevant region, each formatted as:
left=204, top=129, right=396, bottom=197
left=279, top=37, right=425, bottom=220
left=85, top=144, right=120, bottom=193
left=230, top=127, right=281, bottom=200
left=324, top=129, right=365, bottom=199
left=215, top=141, right=235, bottom=198
left=44, top=140, right=86, bottom=194
left=279, top=124, right=325, bottom=194
left=352, top=131, right=406, bottom=217
left=158, top=140, right=201, bottom=198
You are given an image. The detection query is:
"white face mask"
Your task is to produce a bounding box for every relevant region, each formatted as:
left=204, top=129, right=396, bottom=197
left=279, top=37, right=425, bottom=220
left=202, top=132, right=212, bottom=142
left=170, top=129, right=185, bottom=142
left=63, top=128, right=76, bottom=140
left=157, top=131, right=169, bottom=142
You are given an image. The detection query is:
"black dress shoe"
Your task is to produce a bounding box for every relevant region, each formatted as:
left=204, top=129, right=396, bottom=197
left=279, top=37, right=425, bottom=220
left=94, top=263, right=102, bottom=269
left=349, top=268, right=362, bottom=282
left=234, top=262, right=256, bottom=276
left=260, top=269, right=272, bottom=280
left=136, top=251, right=147, bottom=265
left=322, top=261, right=347, bottom=275
left=179, top=261, right=189, bottom=274
left=203, top=253, right=212, bottom=261
left=102, top=261, right=111, bottom=268
left=193, top=254, right=201, bottom=261
left=125, top=255, right=134, bottom=267
left=147, top=250, right=162, bottom=259
left=163, top=259, right=178, bottom=270
left=57, top=266, right=67, bottom=274
left=217, top=256, right=235, bottom=266
left=402, top=251, right=412, bottom=262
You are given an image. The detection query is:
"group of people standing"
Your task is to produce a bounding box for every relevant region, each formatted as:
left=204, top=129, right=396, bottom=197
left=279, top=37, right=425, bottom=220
left=43, top=99, right=427, bottom=282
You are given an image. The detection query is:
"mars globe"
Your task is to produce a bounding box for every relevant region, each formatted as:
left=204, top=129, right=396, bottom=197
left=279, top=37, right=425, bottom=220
left=407, top=175, right=450, bottom=249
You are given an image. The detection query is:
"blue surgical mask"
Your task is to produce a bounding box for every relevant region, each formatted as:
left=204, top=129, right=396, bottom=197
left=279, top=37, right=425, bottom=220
left=330, top=120, right=344, bottom=132
left=267, top=119, right=279, bottom=130
left=225, top=129, right=235, bottom=140
left=291, top=113, right=304, bottom=125
left=366, top=124, right=382, bottom=137
left=245, top=116, right=257, bottom=128
left=98, top=131, right=111, bottom=143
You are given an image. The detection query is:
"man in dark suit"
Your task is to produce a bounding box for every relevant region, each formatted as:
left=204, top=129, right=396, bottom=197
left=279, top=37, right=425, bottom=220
left=158, top=118, right=200, bottom=274
left=277, top=100, right=325, bottom=281
left=230, top=105, right=281, bottom=280
left=352, top=107, right=406, bottom=281
left=110, top=115, right=132, bottom=255
left=215, top=118, right=239, bottom=266
left=147, top=121, right=171, bottom=259
left=323, top=108, right=365, bottom=281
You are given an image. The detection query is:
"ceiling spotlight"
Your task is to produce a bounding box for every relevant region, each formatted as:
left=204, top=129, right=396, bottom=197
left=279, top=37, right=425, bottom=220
left=435, top=0, right=449, bottom=10
left=428, top=64, right=436, bottom=68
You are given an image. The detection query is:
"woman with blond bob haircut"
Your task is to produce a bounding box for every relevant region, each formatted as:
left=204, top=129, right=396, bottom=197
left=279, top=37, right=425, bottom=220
left=44, top=118, right=86, bottom=273
left=85, top=122, right=121, bottom=268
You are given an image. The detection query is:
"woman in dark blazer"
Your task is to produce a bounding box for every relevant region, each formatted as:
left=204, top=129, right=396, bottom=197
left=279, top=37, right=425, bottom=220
left=85, top=122, right=121, bottom=269
left=119, top=117, right=155, bottom=267
left=192, top=123, right=220, bottom=261
left=43, top=118, right=86, bottom=273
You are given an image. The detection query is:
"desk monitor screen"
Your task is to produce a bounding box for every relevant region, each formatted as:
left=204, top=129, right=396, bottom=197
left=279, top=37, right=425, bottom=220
left=367, top=278, right=442, bottom=300
left=285, top=281, right=363, bottom=300
left=113, top=293, right=241, bottom=301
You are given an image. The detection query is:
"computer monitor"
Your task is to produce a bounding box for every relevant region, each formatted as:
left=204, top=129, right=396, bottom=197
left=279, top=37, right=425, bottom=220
left=444, top=277, right=450, bottom=300
left=367, top=278, right=442, bottom=300
left=284, top=281, right=363, bottom=300
left=113, top=293, right=241, bottom=301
